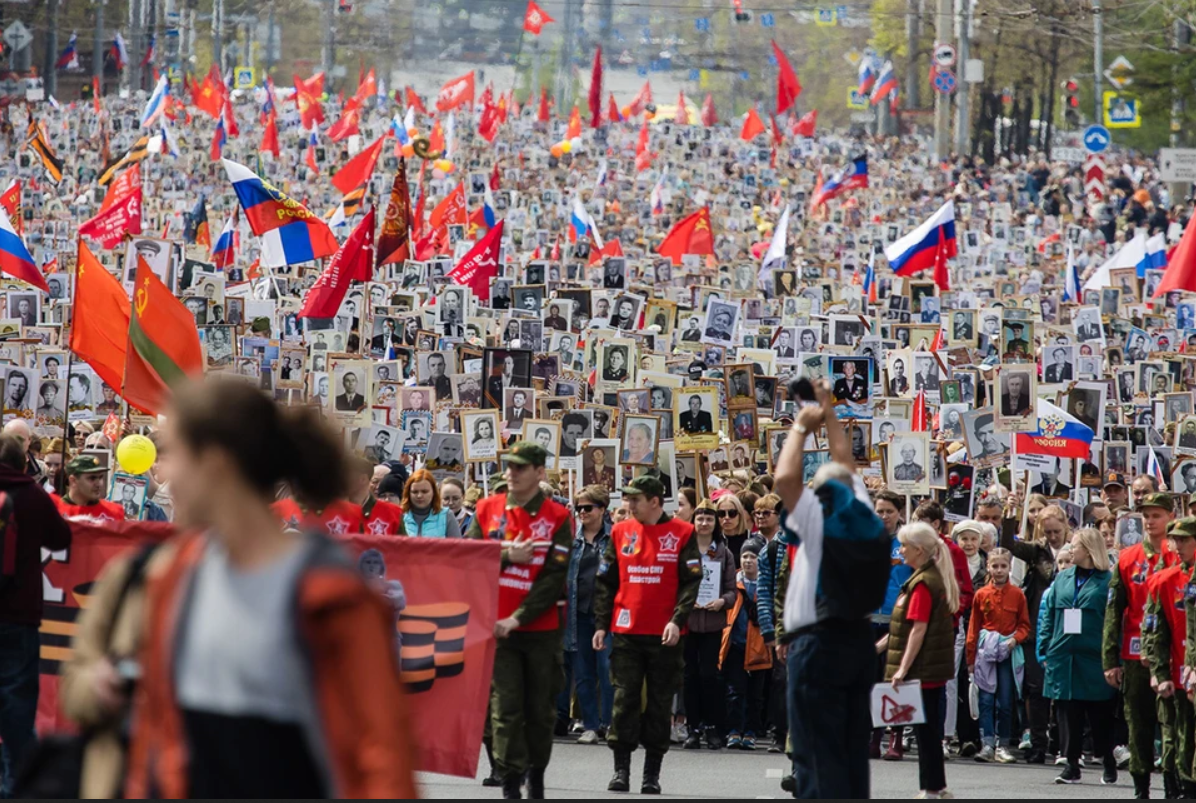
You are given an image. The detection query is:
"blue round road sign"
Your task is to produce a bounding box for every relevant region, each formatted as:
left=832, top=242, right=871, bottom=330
left=1083, top=124, right=1111, bottom=154
left=933, top=70, right=956, bottom=95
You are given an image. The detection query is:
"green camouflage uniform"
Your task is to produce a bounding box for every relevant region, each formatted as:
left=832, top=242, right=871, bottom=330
left=466, top=482, right=573, bottom=779
left=593, top=514, right=702, bottom=757
left=1143, top=562, right=1194, bottom=782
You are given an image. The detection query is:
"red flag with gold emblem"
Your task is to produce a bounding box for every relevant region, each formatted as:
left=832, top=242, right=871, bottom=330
left=657, top=207, right=714, bottom=266
left=377, top=163, right=412, bottom=267
left=122, top=257, right=203, bottom=415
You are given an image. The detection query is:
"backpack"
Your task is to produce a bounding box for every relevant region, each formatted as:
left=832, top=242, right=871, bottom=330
left=812, top=478, right=893, bottom=622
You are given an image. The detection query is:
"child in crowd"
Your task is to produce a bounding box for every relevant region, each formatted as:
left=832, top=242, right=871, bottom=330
left=721, top=538, right=772, bottom=750
left=967, top=548, right=1031, bottom=764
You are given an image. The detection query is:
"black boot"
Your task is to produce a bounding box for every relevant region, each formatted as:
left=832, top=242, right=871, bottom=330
left=502, top=775, right=524, bottom=799
left=608, top=750, right=631, bottom=793
left=483, top=743, right=502, bottom=787
left=1134, top=772, right=1152, bottom=799
left=526, top=768, right=545, bottom=800
left=641, top=753, right=663, bottom=795
left=1164, top=771, right=1181, bottom=799
left=1184, top=781, right=1196, bottom=798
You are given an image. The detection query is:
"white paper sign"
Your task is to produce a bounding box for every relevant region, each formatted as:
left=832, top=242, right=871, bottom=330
left=696, top=554, right=722, bottom=607
left=871, top=681, right=926, bottom=728
left=1063, top=608, right=1083, bottom=635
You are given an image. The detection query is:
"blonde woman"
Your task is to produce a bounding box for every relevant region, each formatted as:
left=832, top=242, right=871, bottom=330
left=878, top=522, right=960, bottom=799
left=1037, top=528, right=1117, bottom=786
left=1000, top=503, right=1070, bottom=763
left=714, top=492, right=752, bottom=567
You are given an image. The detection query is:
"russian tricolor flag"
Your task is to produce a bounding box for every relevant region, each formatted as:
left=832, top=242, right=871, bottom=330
left=1141, top=232, right=1168, bottom=276
left=482, top=183, right=497, bottom=229
left=112, top=33, right=128, bottom=72
left=863, top=254, right=878, bottom=303
left=213, top=210, right=236, bottom=269
left=1015, top=398, right=1094, bottom=460
left=56, top=33, right=79, bottom=71
left=570, top=198, right=603, bottom=247
left=1062, top=244, right=1081, bottom=303
left=810, top=154, right=868, bottom=209
left=140, top=74, right=170, bottom=128
left=857, top=57, right=877, bottom=96
left=871, top=60, right=897, bottom=105
left=0, top=209, right=48, bottom=292
left=885, top=200, right=957, bottom=278
left=222, top=158, right=338, bottom=267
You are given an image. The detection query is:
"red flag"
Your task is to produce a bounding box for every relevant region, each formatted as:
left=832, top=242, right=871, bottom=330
left=770, top=113, right=784, bottom=146
left=448, top=221, right=504, bottom=301
left=293, top=74, right=326, bottom=128
left=298, top=209, right=376, bottom=318
left=436, top=71, right=475, bottom=113
left=0, top=181, right=19, bottom=236
left=588, top=238, right=624, bottom=266
left=327, top=107, right=361, bottom=142
left=405, top=86, right=426, bottom=115
left=123, top=256, right=204, bottom=416
left=657, top=207, right=715, bottom=266
left=377, top=163, right=413, bottom=267
left=1154, top=216, right=1196, bottom=297
left=588, top=47, right=603, bottom=129
left=332, top=135, right=384, bottom=195
left=912, top=389, right=928, bottom=432
left=523, top=0, right=554, bottom=34
left=550, top=234, right=561, bottom=262
left=675, top=91, right=690, bottom=125
left=79, top=171, right=142, bottom=249
left=740, top=107, right=766, bottom=141
left=628, top=81, right=652, bottom=117
left=222, top=96, right=239, bottom=137
left=931, top=326, right=945, bottom=352
left=793, top=109, right=818, bottom=137
left=260, top=112, right=280, bottom=157
left=608, top=93, right=622, bottom=123
left=771, top=40, right=802, bottom=115
left=700, top=93, right=718, bottom=126
left=193, top=72, right=224, bottom=119
left=933, top=237, right=951, bottom=292
left=430, top=182, right=467, bottom=231
left=100, top=163, right=141, bottom=212
left=567, top=106, right=583, bottom=139
left=490, top=161, right=501, bottom=191
left=92, top=76, right=102, bottom=113
left=478, top=96, right=501, bottom=143
left=538, top=87, right=551, bottom=122
left=635, top=120, right=652, bottom=172
left=70, top=241, right=130, bottom=393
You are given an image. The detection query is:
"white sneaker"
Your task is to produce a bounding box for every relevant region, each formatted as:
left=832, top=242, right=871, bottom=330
left=1114, top=745, right=1131, bottom=769
left=975, top=745, right=995, bottom=763
left=1055, top=755, right=1069, bottom=766
left=671, top=723, right=688, bottom=744
left=1019, top=732, right=1032, bottom=751
left=577, top=730, right=599, bottom=745
left=995, top=747, right=1017, bottom=764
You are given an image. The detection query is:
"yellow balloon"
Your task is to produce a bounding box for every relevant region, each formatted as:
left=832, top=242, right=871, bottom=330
left=116, top=434, right=157, bottom=476
left=561, top=140, right=573, bottom=154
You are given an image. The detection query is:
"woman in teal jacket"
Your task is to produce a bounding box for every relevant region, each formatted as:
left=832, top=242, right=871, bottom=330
left=1037, top=528, right=1117, bottom=786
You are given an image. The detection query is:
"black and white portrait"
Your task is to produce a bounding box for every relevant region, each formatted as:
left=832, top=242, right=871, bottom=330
left=363, top=425, right=402, bottom=463
left=701, top=300, right=739, bottom=347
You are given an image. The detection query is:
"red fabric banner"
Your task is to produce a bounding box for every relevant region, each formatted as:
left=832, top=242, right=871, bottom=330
left=38, top=522, right=499, bottom=780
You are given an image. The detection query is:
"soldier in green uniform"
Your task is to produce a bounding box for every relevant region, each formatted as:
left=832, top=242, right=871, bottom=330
left=1105, top=492, right=1179, bottom=798
left=1142, top=518, right=1196, bottom=798
left=466, top=443, right=574, bottom=799
left=1004, top=322, right=1030, bottom=358
left=593, top=476, right=702, bottom=795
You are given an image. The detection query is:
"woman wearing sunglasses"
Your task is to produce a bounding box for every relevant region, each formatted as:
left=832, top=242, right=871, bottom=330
left=565, top=486, right=615, bottom=746
left=682, top=500, right=738, bottom=750
left=715, top=493, right=752, bottom=568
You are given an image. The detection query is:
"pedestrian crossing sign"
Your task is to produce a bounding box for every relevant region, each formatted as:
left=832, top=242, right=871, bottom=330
left=1103, top=91, right=1141, bottom=129
left=847, top=88, right=869, bottom=110
left=234, top=67, right=256, bottom=90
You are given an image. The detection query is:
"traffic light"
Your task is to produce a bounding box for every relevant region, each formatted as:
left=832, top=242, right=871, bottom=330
left=1064, top=79, right=1081, bottom=126
left=733, top=0, right=751, bottom=22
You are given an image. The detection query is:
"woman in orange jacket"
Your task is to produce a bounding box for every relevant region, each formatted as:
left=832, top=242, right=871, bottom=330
left=125, top=380, right=418, bottom=799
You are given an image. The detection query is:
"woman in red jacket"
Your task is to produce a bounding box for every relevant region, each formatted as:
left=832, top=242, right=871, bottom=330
left=125, top=380, right=418, bottom=799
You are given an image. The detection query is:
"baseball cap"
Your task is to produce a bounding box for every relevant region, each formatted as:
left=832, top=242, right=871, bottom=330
left=1140, top=492, right=1174, bottom=513
left=503, top=441, right=547, bottom=468
left=66, top=455, right=107, bottom=477
left=1104, top=472, right=1127, bottom=488
left=1169, top=517, right=1196, bottom=538
left=621, top=475, right=665, bottom=499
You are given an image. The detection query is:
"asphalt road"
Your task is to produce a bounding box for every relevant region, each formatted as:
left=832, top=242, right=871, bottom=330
left=418, top=743, right=1159, bottom=798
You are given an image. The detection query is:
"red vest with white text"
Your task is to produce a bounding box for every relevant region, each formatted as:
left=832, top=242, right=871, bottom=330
left=475, top=492, right=571, bottom=632
left=1117, top=541, right=1178, bottom=662
left=609, top=517, right=695, bottom=636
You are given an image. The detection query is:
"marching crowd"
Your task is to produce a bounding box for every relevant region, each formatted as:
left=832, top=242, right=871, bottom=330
left=0, top=54, right=1185, bottom=801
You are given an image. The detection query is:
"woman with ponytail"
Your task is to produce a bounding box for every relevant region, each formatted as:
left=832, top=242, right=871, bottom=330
left=879, top=522, right=960, bottom=799
left=125, top=380, right=418, bottom=799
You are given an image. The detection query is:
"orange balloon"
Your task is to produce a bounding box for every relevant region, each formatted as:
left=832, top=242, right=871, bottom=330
left=621, top=106, right=632, bottom=119
left=401, top=144, right=415, bottom=157
left=550, top=143, right=564, bottom=157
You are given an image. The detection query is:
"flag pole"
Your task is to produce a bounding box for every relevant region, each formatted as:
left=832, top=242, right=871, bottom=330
left=58, top=349, right=74, bottom=492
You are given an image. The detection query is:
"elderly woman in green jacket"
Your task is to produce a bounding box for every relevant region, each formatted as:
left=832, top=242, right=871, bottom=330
left=1037, top=528, right=1117, bottom=787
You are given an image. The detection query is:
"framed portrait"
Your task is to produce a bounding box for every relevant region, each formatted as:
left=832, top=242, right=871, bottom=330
left=830, top=356, right=872, bottom=416
left=962, top=407, right=1010, bottom=467
left=1104, top=441, right=1131, bottom=474
left=482, top=348, right=533, bottom=409
left=950, top=309, right=978, bottom=347
left=3, top=366, right=33, bottom=419
left=995, top=365, right=1037, bottom=433
left=109, top=473, right=149, bottom=520
left=580, top=438, right=619, bottom=494
left=1173, top=459, right=1196, bottom=497
left=462, top=410, right=501, bottom=462
left=724, top=364, right=755, bottom=409
left=730, top=408, right=758, bottom=443
left=66, top=369, right=97, bottom=422
left=617, top=388, right=650, bottom=416
left=399, top=410, right=432, bottom=455
left=886, top=432, right=931, bottom=495
left=849, top=421, right=872, bottom=466
left=503, top=387, right=536, bottom=434
left=708, top=447, right=730, bottom=474
left=558, top=409, right=593, bottom=469
left=6, top=291, right=39, bottom=327
left=701, top=299, right=739, bottom=348
left=1117, top=513, right=1145, bottom=548
left=589, top=405, right=618, bottom=440
left=33, top=377, right=65, bottom=427
left=362, top=425, right=402, bottom=464
left=619, top=414, right=660, bottom=467
left=885, top=348, right=913, bottom=398
left=829, top=314, right=866, bottom=347
left=802, top=449, right=830, bottom=484
left=674, top=387, right=720, bottom=452
left=522, top=419, right=561, bottom=470
left=1042, top=344, right=1075, bottom=384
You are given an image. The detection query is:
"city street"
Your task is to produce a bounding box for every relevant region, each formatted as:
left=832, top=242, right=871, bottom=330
left=419, top=742, right=1159, bottom=798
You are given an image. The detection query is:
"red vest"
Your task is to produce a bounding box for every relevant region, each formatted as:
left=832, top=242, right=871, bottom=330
left=1117, top=540, right=1178, bottom=662
left=361, top=497, right=404, bottom=536
left=53, top=495, right=126, bottom=524
left=609, top=516, right=696, bottom=637
left=272, top=498, right=364, bottom=538
left=474, top=492, right=571, bottom=632
left=1149, top=564, right=1192, bottom=685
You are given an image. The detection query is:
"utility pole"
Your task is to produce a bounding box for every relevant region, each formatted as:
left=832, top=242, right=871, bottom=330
left=130, top=0, right=142, bottom=90
left=266, top=0, right=276, bottom=72
left=45, top=0, right=59, bottom=96
left=321, top=0, right=335, bottom=83
left=905, top=0, right=920, bottom=110
left=93, top=0, right=106, bottom=81
left=933, top=0, right=952, bottom=160
left=557, top=0, right=576, bottom=113
left=955, top=0, right=971, bottom=154
left=1170, top=17, right=1190, bottom=203
left=1092, top=0, right=1103, bottom=124
left=212, top=0, right=223, bottom=74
